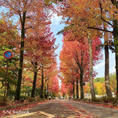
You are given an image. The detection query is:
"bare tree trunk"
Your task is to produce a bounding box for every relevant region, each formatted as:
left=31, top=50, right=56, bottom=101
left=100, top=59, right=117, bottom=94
left=31, top=62, right=38, bottom=98
left=104, top=42, right=112, bottom=98
left=15, top=11, right=26, bottom=100
left=73, top=81, right=75, bottom=99
left=76, top=78, right=79, bottom=99
left=80, top=72, right=84, bottom=99
left=88, top=37, right=96, bottom=100
left=110, top=0, right=118, bottom=103
left=40, top=64, right=44, bottom=98
left=5, top=61, right=9, bottom=97
left=113, top=20, right=118, bottom=100
left=75, top=50, right=84, bottom=99
left=103, top=24, right=112, bottom=98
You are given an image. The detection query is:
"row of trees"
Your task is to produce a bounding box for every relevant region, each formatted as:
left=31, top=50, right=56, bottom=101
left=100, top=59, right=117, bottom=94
left=58, top=0, right=118, bottom=101
left=0, top=0, right=59, bottom=101
left=60, top=34, right=102, bottom=100
left=1, top=0, right=118, bottom=103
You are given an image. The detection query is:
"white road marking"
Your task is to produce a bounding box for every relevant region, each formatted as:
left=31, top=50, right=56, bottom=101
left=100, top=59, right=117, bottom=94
left=5, top=111, right=55, bottom=118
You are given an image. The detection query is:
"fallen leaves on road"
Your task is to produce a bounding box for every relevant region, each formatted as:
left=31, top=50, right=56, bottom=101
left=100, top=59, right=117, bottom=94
left=0, top=100, right=48, bottom=118
left=59, top=101, right=97, bottom=118
left=74, top=100, right=118, bottom=110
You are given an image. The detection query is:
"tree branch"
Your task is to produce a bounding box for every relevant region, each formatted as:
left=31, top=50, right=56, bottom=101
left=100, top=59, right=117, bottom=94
left=87, top=26, right=113, bottom=33
left=99, top=2, right=113, bottom=27
left=101, top=17, right=113, bottom=27
left=25, top=26, right=34, bottom=30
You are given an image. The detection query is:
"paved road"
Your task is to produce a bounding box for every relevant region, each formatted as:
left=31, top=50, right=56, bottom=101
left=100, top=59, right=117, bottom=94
left=5, top=100, right=118, bottom=118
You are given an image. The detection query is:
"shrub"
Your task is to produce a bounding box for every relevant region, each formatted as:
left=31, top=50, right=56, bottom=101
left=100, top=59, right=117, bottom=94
left=0, top=96, right=10, bottom=106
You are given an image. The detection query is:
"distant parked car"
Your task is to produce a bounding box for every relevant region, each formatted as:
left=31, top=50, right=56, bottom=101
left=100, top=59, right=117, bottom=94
left=48, top=96, right=51, bottom=100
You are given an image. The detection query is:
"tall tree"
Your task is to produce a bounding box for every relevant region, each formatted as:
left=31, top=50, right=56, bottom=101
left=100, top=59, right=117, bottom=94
left=1, top=0, right=54, bottom=100
left=0, top=17, right=19, bottom=99
left=88, top=35, right=95, bottom=100
left=60, top=34, right=101, bottom=99
left=104, top=25, right=113, bottom=98
left=25, top=30, right=56, bottom=98
left=58, top=0, right=118, bottom=100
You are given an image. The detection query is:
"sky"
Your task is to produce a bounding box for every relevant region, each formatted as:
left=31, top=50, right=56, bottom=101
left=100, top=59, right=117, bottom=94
left=50, top=13, right=116, bottom=78
left=50, top=14, right=64, bottom=68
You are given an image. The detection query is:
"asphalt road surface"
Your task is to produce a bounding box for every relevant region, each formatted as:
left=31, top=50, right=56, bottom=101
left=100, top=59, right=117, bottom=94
left=5, top=100, right=118, bottom=118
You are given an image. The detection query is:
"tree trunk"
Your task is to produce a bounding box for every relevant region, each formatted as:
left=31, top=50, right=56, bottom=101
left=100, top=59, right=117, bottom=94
left=31, top=62, right=38, bottom=98
left=80, top=72, right=84, bottom=99
left=76, top=78, right=79, bottom=99
left=46, top=81, right=49, bottom=98
left=88, top=37, right=96, bottom=100
left=104, top=43, right=112, bottom=98
left=15, top=11, right=26, bottom=100
left=76, top=50, right=84, bottom=99
left=40, top=64, right=44, bottom=98
left=115, top=46, right=118, bottom=99
left=103, top=24, right=112, bottom=98
left=73, top=81, right=75, bottom=99
left=113, top=20, right=118, bottom=100
left=5, top=61, right=9, bottom=97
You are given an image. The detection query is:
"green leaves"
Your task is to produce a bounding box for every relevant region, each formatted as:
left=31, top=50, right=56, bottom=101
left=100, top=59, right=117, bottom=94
left=0, top=68, right=16, bottom=85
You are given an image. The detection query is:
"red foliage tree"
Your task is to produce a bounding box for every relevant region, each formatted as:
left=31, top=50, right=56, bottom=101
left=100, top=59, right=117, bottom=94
left=60, top=33, right=102, bottom=99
